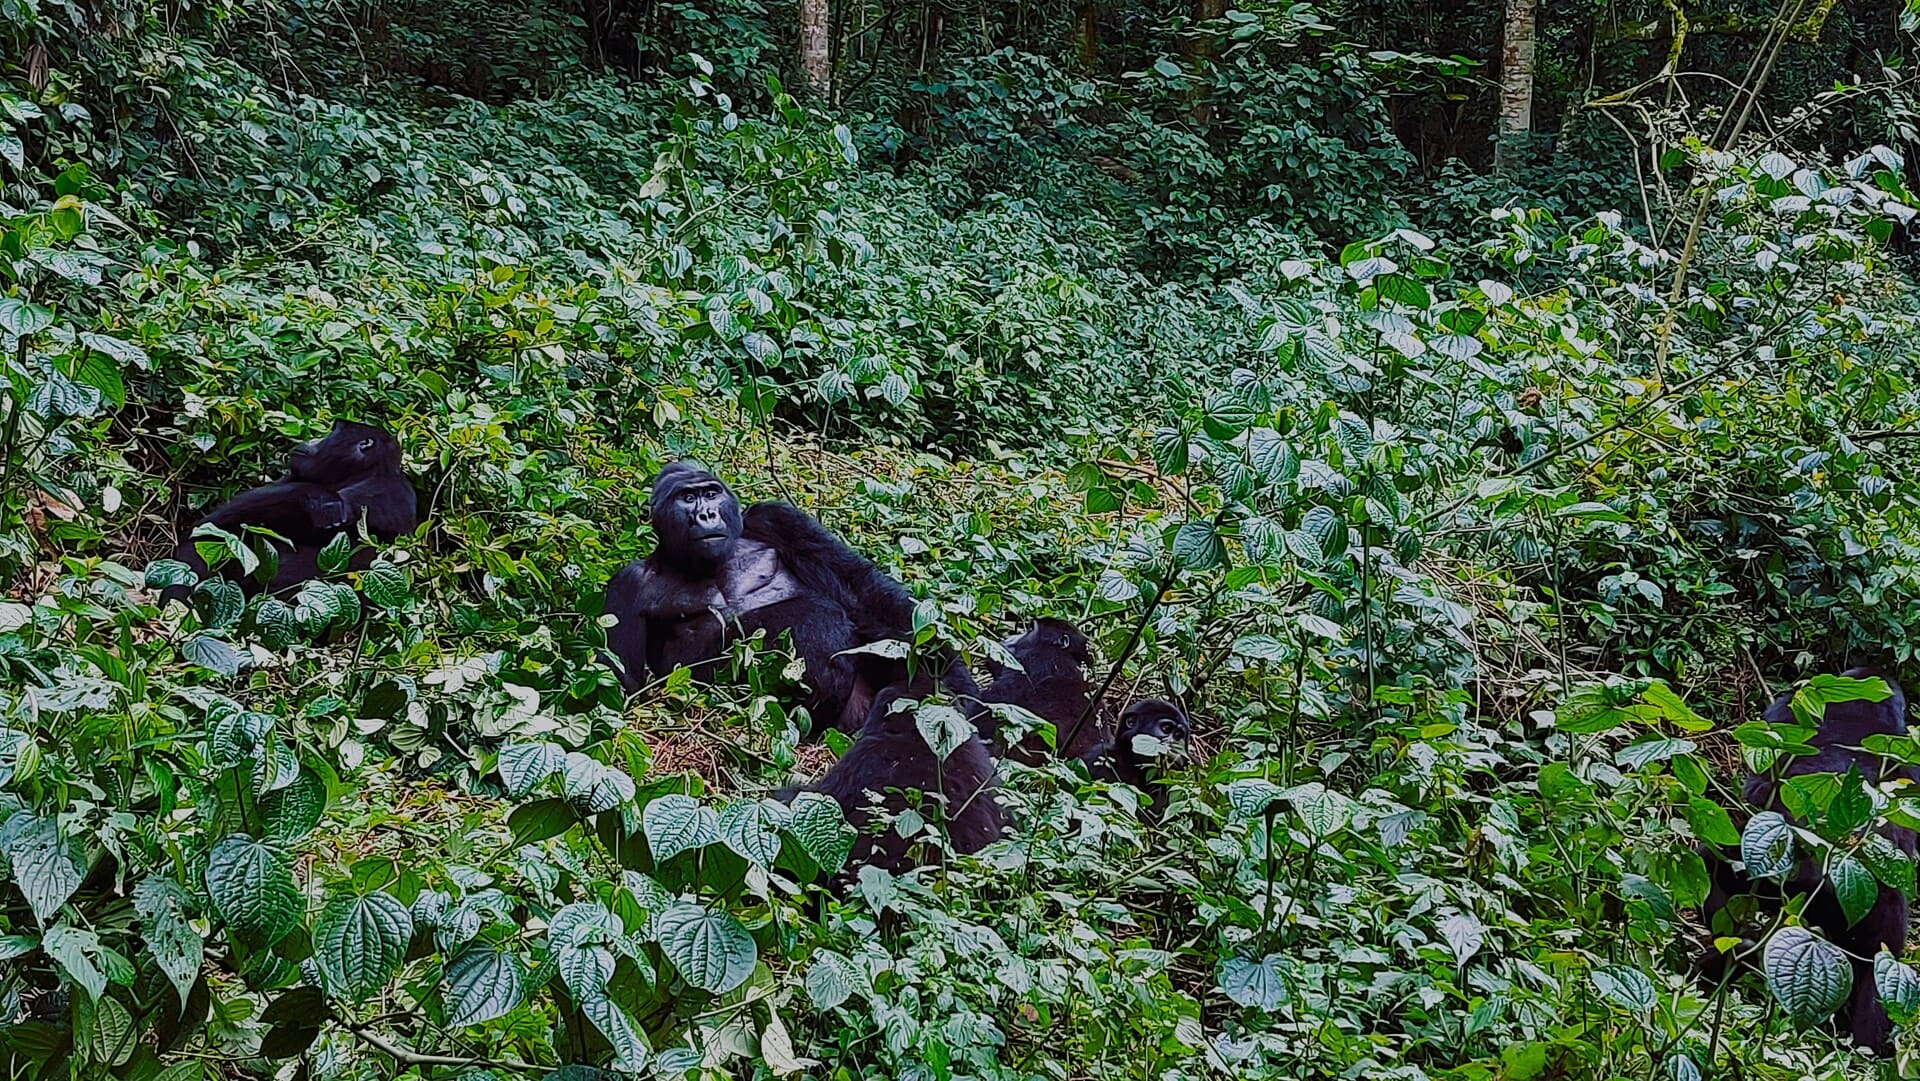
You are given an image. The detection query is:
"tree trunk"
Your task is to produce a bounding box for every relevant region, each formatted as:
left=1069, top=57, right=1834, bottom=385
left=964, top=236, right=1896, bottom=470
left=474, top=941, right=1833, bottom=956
left=799, top=0, right=832, bottom=98
left=1185, top=0, right=1227, bottom=128
left=1494, top=0, right=1536, bottom=175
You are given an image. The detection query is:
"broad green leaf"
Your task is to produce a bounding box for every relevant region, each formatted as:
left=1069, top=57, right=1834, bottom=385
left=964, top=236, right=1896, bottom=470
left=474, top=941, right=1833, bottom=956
left=1172, top=520, right=1225, bottom=571
left=581, top=994, right=650, bottom=1071
left=0, top=297, right=55, bottom=337
left=1592, top=965, right=1657, bottom=1012
left=313, top=892, right=413, bottom=1000
left=144, top=559, right=199, bottom=590
left=43, top=924, right=105, bottom=1001
left=643, top=794, right=719, bottom=862
left=1217, top=954, right=1288, bottom=1009
left=562, top=754, right=634, bottom=815
left=182, top=634, right=244, bottom=677
left=133, top=877, right=203, bottom=1010
left=261, top=766, right=327, bottom=844
left=208, top=707, right=271, bottom=769
left=1862, top=833, right=1917, bottom=894
left=1763, top=926, right=1851, bottom=1022
left=804, top=950, right=862, bottom=1010
left=1438, top=910, right=1484, bottom=967
left=1224, top=778, right=1284, bottom=821
left=1150, top=428, right=1189, bottom=476
left=1683, top=798, right=1740, bottom=847
left=785, top=792, right=853, bottom=871
left=1247, top=428, right=1296, bottom=482
left=718, top=799, right=787, bottom=868
left=1283, top=782, right=1353, bottom=836
left=443, top=945, right=523, bottom=1027
left=360, top=561, right=409, bottom=609
left=318, top=532, right=354, bottom=574
left=1740, top=812, right=1796, bottom=879
left=499, top=742, right=565, bottom=799
left=1832, top=856, right=1879, bottom=928
left=204, top=836, right=301, bottom=943
left=1876, top=952, right=1920, bottom=1021
left=558, top=943, right=615, bottom=1000
left=913, top=702, right=974, bottom=760
left=1, top=812, right=83, bottom=926
left=253, top=598, right=298, bottom=648
left=1615, top=737, right=1694, bottom=770
left=653, top=903, right=756, bottom=994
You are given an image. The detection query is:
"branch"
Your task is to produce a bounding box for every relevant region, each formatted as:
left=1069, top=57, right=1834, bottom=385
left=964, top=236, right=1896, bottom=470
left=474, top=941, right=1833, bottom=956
left=338, top=1017, right=545, bottom=1075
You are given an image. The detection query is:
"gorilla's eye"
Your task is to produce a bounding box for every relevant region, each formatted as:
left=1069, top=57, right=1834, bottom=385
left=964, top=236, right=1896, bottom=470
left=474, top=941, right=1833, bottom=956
left=356, top=438, right=376, bottom=454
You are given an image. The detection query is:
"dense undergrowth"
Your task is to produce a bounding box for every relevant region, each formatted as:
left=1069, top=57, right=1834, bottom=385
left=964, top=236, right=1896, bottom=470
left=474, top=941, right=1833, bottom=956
left=8, top=1, right=1920, bottom=1079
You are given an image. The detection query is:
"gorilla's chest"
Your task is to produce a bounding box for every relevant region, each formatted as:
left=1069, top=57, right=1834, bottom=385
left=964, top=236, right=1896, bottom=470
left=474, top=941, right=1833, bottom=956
left=656, top=541, right=801, bottom=624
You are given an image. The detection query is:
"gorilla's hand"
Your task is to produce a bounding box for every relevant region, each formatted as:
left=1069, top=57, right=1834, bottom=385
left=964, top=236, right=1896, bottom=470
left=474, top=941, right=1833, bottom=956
left=306, top=489, right=352, bottom=531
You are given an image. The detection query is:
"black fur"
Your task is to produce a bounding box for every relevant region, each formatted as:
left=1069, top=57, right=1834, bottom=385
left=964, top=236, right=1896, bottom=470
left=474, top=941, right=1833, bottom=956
left=980, top=618, right=1099, bottom=763
left=1697, top=667, right=1920, bottom=1055
left=164, top=420, right=415, bottom=603
left=1078, top=699, right=1189, bottom=817
left=601, top=463, right=977, bottom=734
left=783, top=679, right=1002, bottom=878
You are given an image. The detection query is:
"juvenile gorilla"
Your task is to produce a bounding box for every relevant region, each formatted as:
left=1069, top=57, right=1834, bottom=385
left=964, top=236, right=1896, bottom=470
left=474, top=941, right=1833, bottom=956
left=980, top=618, right=1101, bottom=763
left=1697, top=667, right=1920, bottom=1055
left=601, top=463, right=976, bottom=733
left=1078, top=698, right=1190, bottom=818
left=165, top=420, right=416, bottom=603
left=782, top=680, right=1002, bottom=877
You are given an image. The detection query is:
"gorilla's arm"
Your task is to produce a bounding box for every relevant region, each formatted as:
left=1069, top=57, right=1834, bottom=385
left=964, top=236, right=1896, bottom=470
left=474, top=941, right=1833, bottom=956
left=335, top=476, right=421, bottom=541
left=602, top=562, right=655, bottom=693
left=743, top=501, right=980, bottom=698
left=201, top=482, right=349, bottom=544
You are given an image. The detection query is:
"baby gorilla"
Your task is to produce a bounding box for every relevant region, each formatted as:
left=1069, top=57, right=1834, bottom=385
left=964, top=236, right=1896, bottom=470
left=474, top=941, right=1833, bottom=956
left=782, top=680, right=1002, bottom=879
left=1697, top=667, right=1920, bottom=1055
left=164, top=420, right=416, bottom=603
left=980, top=618, right=1101, bottom=763
left=1078, top=699, right=1190, bottom=817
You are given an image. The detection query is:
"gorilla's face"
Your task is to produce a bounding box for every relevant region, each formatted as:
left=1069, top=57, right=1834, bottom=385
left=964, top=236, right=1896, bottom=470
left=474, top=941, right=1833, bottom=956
left=289, top=420, right=402, bottom=483
left=1120, top=700, right=1190, bottom=758
left=651, top=465, right=742, bottom=569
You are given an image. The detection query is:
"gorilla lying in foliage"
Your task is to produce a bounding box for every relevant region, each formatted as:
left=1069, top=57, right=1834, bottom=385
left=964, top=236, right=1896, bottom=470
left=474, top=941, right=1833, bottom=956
left=601, top=462, right=976, bottom=734
left=980, top=618, right=1101, bottom=763
left=164, top=420, right=416, bottom=603
left=778, top=678, right=1002, bottom=879
left=1697, top=667, right=1920, bottom=1055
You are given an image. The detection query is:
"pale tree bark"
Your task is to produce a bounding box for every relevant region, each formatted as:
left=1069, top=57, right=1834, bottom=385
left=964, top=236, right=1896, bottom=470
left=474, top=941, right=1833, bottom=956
left=799, top=0, right=832, bottom=99
left=1495, top=0, right=1536, bottom=175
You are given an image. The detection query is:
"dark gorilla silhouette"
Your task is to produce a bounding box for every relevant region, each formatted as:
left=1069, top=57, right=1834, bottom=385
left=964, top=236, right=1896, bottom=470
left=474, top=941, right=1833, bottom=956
left=1078, top=698, right=1190, bottom=817
left=980, top=618, right=1101, bottom=763
left=1697, top=667, right=1920, bottom=1055
left=164, top=420, right=415, bottom=603
left=781, top=678, right=1002, bottom=878
left=601, top=462, right=977, bottom=734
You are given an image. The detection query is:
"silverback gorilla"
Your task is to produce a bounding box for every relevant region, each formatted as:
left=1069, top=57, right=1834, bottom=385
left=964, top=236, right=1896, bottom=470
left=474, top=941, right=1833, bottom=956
left=1698, top=667, right=1920, bottom=1055
left=165, top=420, right=416, bottom=603
left=601, top=463, right=977, bottom=733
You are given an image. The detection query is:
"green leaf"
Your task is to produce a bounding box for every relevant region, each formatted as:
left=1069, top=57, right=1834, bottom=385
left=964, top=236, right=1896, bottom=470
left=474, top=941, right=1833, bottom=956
left=1283, top=782, right=1353, bottom=836
left=253, top=598, right=298, bottom=648
left=1862, top=833, right=1917, bottom=894
left=1247, top=428, right=1296, bottom=483
left=204, top=836, right=301, bottom=944
left=360, top=561, right=409, bottom=609
left=1202, top=393, right=1256, bottom=439
left=1150, top=428, right=1189, bottom=476
left=1172, top=520, right=1225, bottom=571
left=718, top=799, right=788, bottom=868
left=1217, top=954, right=1288, bottom=1009
left=1876, top=953, right=1920, bottom=1021
left=1684, top=798, right=1740, bottom=847
left=208, top=707, right=271, bottom=768
left=1740, top=812, right=1796, bottom=879
left=580, top=994, right=650, bottom=1071
left=43, top=924, right=106, bottom=1001
left=499, top=742, right=565, bottom=799
left=260, top=766, right=327, bottom=844
left=652, top=903, right=757, bottom=994
left=1231, top=634, right=1290, bottom=664
left=804, top=950, right=862, bottom=1010
left=294, top=580, right=342, bottom=635
left=193, top=577, right=244, bottom=629
left=314, top=891, right=413, bottom=1000
left=1, top=812, right=83, bottom=926
left=1763, top=926, right=1852, bottom=1022
left=1223, top=778, right=1283, bottom=821
left=182, top=634, right=244, bottom=677
left=145, top=559, right=200, bottom=590
left=1615, top=737, right=1695, bottom=770
left=1333, top=414, right=1372, bottom=461
left=913, top=702, right=975, bottom=761
left=561, top=753, right=635, bottom=815
left=1095, top=569, right=1140, bottom=603
left=1591, top=965, right=1657, bottom=1012
left=558, top=944, right=615, bottom=1000
left=72, top=350, right=125, bottom=409
left=785, top=792, right=853, bottom=872
left=644, top=794, right=719, bottom=862
left=133, top=877, right=203, bottom=1010
left=1832, top=856, right=1879, bottom=928
left=1437, top=910, right=1484, bottom=966
left=442, top=945, right=523, bottom=1027
left=0, top=297, right=55, bottom=337
left=318, top=532, right=354, bottom=574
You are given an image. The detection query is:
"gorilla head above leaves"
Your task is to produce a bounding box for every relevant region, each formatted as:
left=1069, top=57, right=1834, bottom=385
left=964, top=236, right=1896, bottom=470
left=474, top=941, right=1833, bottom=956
left=646, top=462, right=743, bottom=570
